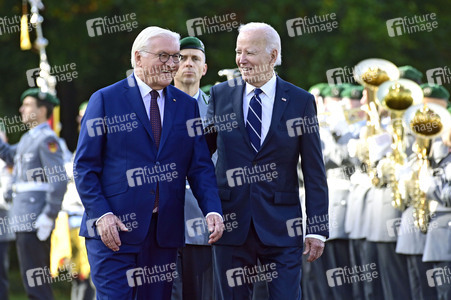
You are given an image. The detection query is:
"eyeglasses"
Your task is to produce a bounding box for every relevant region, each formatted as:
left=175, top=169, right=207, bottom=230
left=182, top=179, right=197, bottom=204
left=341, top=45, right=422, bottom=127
left=140, top=50, right=182, bottom=63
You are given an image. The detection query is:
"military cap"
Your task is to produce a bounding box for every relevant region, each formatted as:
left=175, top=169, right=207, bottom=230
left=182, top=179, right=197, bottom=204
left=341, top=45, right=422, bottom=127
left=180, top=36, right=205, bottom=53
left=323, top=84, right=351, bottom=98
left=399, top=65, right=423, bottom=83
left=79, top=101, right=88, bottom=112
left=341, top=85, right=364, bottom=100
left=420, top=83, right=450, bottom=101
left=308, top=83, right=329, bottom=97
left=20, top=88, right=60, bottom=106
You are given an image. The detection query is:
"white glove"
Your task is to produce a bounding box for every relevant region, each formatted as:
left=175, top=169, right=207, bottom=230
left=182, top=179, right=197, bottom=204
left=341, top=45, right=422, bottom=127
left=419, top=167, right=435, bottom=194
left=368, top=132, right=392, bottom=164
left=34, top=214, right=54, bottom=241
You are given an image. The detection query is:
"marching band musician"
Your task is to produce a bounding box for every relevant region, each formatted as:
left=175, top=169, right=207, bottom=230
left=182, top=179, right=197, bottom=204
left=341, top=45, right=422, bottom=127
left=418, top=85, right=451, bottom=300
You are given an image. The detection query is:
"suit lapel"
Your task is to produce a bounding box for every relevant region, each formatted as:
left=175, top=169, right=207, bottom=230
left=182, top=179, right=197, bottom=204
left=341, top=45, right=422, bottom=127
left=158, top=86, right=177, bottom=156
left=259, top=77, right=289, bottom=153
left=231, top=81, right=253, bottom=151
left=123, top=75, right=157, bottom=152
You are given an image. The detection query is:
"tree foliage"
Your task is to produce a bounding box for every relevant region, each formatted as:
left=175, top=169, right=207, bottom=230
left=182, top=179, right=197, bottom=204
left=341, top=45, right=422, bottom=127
left=0, top=0, right=449, bottom=149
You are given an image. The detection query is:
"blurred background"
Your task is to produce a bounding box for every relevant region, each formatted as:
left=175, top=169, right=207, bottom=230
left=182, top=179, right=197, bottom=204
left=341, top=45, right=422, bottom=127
left=0, top=0, right=450, bottom=298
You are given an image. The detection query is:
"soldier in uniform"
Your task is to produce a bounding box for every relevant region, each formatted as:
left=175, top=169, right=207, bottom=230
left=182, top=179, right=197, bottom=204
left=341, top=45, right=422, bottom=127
left=395, top=67, right=438, bottom=300
left=419, top=84, right=451, bottom=300
left=171, top=36, right=215, bottom=300
left=61, top=101, right=96, bottom=300
left=0, top=129, right=14, bottom=300
left=0, top=88, right=67, bottom=300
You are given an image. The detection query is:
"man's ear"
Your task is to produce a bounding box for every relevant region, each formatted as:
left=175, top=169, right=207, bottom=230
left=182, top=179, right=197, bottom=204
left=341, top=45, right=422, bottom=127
left=270, top=49, right=278, bottom=65
left=202, top=63, right=208, bottom=76
left=37, top=105, right=48, bottom=120
left=135, top=51, right=142, bottom=67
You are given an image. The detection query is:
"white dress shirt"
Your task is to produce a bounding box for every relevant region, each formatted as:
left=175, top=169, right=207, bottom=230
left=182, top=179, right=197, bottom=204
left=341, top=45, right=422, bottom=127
left=243, top=73, right=277, bottom=145
left=135, top=72, right=165, bottom=125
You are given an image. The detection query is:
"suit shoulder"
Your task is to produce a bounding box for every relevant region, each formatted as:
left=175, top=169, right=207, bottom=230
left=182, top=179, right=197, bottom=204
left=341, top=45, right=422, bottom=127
left=211, top=79, right=240, bottom=93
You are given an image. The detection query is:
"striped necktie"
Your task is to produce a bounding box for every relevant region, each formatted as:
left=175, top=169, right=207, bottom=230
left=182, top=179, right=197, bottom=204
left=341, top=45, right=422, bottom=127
left=246, top=88, right=263, bottom=152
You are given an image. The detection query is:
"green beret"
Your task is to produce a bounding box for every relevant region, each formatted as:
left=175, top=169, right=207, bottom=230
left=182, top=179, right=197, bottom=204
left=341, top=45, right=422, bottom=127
left=341, top=85, right=364, bottom=100
left=398, top=65, right=423, bottom=83
left=323, top=84, right=351, bottom=98
left=180, top=36, right=205, bottom=53
left=78, top=101, right=88, bottom=112
left=420, top=83, right=449, bottom=101
left=20, top=88, right=60, bottom=106
left=308, top=83, right=329, bottom=97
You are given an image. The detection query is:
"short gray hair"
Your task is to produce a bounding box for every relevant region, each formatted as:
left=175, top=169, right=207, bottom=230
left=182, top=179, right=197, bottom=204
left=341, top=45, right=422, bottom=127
left=130, top=26, right=180, bottom=68
left=238, top=22, right=282, bottom=66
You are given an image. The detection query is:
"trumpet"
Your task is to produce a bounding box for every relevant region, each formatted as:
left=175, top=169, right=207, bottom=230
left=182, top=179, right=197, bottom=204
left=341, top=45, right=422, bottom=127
left=353, top=59, right=400, bottom=185
left=376, top=79, right=423, bottom=210
left=404, top=103, right=451, bottom=232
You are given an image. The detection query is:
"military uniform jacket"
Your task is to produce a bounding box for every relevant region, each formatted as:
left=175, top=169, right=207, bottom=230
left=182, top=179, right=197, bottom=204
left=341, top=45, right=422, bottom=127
left=0, top=123, right=67, bottom=232
left=184, top=89, right=217, bottom=245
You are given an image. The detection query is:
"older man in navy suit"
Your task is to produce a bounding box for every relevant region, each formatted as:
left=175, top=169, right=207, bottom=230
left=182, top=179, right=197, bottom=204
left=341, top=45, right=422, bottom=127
left=206, top=22, right=328, bottom=300
left=74, top=27, right=223, bottom=300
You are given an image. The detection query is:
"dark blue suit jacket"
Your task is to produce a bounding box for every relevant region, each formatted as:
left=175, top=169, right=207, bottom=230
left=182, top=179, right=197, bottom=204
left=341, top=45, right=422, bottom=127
left=74, top=75, right=222, bottom=248
left=207, top=76, right=328, bottom=247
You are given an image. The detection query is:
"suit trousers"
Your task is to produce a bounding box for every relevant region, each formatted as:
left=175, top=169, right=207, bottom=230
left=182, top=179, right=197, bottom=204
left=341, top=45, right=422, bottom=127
left=171, top=245, right=213, bottom=300
left=213, top=222, right=303, bottom=300
left=16, top=232, right=54, bottom=300
left=86, top=214, right=178, bottom=300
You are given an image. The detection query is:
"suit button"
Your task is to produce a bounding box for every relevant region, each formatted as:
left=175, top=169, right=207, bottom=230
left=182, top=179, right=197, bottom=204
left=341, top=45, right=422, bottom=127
left=155, top=161, right=160, bottom=165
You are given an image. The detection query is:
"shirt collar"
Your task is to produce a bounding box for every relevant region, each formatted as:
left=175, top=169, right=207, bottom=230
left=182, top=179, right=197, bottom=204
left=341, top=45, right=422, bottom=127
left=245, top=72, right=277, bottom=97
left=29, top=122, right=49, bottom=136
left=134, top=72, right=163, bottom=99
left=192, top=89, right=200, bottom=100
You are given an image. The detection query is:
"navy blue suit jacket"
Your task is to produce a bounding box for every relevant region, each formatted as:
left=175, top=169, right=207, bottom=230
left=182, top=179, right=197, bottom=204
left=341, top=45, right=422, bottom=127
left=207, top=76, right=328, bottom=247
left=74, top=75, right=222, bottom=248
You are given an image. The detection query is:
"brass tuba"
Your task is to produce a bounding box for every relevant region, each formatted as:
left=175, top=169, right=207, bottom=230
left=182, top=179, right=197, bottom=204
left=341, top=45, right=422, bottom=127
left=376, top=79, right=423, bottom=210
left=353, top=59, right=399, bottom=185
left=404, top=103, right=451, bottom=232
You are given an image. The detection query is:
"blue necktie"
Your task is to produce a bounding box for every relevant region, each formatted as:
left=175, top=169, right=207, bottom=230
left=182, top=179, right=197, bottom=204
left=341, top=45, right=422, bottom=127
left=246, top=88, right=263, bottom=152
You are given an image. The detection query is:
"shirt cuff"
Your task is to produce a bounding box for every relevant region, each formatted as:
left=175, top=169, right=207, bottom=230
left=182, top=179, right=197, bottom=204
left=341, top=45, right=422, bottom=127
left=305, top=234, right=326, bottom=242
left=206, top=212, right=223, bottom=221
left=95, top=212, right=113, bottom=225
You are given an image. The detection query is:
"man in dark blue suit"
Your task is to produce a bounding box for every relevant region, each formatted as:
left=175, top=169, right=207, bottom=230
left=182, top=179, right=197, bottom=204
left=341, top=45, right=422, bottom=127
left=206, top=22, right=329, bottom=300
left=74, top=27, right=223, bottom=300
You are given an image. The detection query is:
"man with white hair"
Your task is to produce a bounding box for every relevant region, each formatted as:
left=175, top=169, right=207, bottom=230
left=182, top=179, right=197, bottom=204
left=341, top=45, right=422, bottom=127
left=206, top=22, right=328, bottom=299
left=74, top=26, right=223, bottom=299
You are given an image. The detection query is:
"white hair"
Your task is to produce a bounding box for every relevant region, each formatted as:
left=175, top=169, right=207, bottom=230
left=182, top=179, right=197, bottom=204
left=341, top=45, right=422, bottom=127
left=238, top=22, right=282, bottom=66
left=130, top=26, right=180, bottom=68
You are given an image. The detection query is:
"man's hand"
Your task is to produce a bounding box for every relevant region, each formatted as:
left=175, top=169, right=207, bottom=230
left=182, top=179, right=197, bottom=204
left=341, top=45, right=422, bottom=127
left=206, top=214, right=224, bottom=244
left=96, top=214, right=129, bottom=251
left=303, top=237, right=325, bottom=262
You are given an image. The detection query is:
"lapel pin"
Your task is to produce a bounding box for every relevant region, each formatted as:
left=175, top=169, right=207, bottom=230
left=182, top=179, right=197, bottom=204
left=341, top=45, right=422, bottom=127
left=281, top=98, right=287, bottom=102
left=173, top=98, right=176, bottom=102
